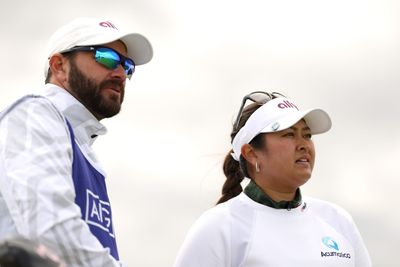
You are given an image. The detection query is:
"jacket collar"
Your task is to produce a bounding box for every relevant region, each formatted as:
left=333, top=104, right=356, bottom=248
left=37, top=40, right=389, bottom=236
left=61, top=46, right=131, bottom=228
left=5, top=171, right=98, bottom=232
left=244, top=180, right=302, bottom=209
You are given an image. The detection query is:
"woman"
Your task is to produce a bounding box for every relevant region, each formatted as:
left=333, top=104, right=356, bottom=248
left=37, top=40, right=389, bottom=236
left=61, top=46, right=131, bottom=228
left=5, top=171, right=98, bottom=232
left=174, top=91, right=371, bottom=267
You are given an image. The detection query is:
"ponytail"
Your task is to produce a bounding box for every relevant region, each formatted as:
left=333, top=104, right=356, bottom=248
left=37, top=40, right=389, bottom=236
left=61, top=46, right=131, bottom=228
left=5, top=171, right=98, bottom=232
left=216, top=101, right=268, bottom=204
left=216, top=151, right=245, bottom=204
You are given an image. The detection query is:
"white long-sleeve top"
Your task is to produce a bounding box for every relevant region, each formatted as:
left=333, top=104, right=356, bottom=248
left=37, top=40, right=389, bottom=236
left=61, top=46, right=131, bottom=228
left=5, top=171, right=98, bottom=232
left=174, top=192, right=372, bottom=267
left=0, top=84, right=122, bottom=267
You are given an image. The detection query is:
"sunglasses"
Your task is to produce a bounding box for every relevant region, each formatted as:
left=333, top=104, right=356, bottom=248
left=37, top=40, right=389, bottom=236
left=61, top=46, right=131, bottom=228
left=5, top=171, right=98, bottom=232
left=62, top=46, right=135, bottom=79
left=233, top=91, right=285, bottom=129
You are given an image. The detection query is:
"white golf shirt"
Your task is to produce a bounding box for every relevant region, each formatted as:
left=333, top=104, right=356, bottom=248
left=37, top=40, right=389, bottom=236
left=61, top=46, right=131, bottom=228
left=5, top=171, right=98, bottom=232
left=0, top=84, right=123, bottom=267
left=174, top=187, right=372, bottom=267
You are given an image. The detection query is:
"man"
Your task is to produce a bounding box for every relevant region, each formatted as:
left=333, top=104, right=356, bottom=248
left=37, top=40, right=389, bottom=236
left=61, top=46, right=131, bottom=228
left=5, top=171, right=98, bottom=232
left=0, top=17, right=153, bottom=266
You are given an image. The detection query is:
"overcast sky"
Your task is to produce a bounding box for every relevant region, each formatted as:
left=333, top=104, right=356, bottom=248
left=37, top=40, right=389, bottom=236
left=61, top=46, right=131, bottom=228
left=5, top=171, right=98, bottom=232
left=1, top=0, right=399, bottom=266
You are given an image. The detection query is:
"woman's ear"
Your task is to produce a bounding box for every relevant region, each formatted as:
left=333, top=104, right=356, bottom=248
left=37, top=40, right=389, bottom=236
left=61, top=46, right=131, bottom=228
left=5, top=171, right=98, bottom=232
left=241, top=144, right=258, bottom=167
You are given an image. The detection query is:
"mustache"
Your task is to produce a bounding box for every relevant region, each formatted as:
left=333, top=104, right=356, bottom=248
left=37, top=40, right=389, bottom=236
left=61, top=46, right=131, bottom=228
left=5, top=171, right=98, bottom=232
left=99, top=78, right=124, bottom=91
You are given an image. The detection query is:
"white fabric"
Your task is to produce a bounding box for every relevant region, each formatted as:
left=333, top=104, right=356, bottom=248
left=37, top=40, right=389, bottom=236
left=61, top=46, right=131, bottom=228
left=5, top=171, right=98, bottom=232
left=231, top=97, right=331, bottom=161
left=174, top=193, right=372, bottom=267
left=0, top=84, right=123, bottom=267
left=44, top=17, right=153, bottom=77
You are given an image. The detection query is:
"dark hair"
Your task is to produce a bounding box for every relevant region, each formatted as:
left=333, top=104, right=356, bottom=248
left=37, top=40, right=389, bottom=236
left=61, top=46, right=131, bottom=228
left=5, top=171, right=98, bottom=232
left=45, top=52, right=76, bottom=84
left=216, top=92, right=287, bottom=204
left=216, top=102, right=265, bottom=204
left=45, top=70, right=52, bottom=84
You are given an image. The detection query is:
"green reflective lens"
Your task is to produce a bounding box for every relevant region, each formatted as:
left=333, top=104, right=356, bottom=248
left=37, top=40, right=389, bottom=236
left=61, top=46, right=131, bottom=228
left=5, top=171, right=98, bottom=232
left=94, top=47, right=135, bottom=79
left=61, top=46, right=135, bottom=79
left=95, top=49, right=119, bottom=69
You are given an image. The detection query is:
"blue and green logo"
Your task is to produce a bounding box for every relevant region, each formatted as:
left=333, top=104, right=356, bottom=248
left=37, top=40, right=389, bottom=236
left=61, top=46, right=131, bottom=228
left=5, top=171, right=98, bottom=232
left=322, top=236, right=339, bottom=251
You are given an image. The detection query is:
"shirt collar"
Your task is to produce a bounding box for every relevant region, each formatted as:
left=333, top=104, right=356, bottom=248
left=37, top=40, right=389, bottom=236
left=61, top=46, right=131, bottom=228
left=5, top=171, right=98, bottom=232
left=244, top=180, right=302, bottom=209
left=42, top=84, right=107, bottom=146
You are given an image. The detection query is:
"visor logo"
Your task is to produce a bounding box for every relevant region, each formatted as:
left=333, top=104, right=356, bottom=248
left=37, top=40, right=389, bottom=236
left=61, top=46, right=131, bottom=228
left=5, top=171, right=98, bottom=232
left=272, top=122, right=280, bottom=131
left=277, top=100, right=298, bottom=110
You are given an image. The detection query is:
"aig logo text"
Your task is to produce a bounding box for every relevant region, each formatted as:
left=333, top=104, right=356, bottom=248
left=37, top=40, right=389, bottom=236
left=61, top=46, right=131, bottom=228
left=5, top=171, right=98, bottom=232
left=85, top=189, right=115, bottom=238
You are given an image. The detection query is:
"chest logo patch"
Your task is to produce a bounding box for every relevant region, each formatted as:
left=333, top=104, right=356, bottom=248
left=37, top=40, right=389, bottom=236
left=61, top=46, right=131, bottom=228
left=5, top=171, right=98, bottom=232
left=322, top=236, right=339, bottom=251
left=320, top=236, right=351, bottom=259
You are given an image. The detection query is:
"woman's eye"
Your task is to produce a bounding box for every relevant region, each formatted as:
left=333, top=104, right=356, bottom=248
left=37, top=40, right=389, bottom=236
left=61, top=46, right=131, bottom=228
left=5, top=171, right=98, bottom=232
left=283, top=132, right=294, bottom=137
left=304, top=133, right=312, bottom=139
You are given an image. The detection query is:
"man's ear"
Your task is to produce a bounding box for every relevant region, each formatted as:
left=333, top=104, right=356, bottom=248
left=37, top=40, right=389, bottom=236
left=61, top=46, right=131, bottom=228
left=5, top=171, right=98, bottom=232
left=48, top=54, right=68, bottom=84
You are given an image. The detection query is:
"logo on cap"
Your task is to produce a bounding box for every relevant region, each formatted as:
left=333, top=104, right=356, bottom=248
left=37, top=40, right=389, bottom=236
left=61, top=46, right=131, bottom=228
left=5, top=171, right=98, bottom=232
left=277, top=100, right=298, bottom=110
left=99, top=21, right=118, bottom=29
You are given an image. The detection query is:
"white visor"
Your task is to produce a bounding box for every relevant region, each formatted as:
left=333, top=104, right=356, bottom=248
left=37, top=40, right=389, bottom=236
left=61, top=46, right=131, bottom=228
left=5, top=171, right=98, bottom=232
left=231, top=97, right=331, bottom=161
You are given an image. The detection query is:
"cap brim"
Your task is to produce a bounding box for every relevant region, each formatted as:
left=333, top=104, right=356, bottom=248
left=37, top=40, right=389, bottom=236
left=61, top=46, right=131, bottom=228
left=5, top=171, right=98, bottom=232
left=44, top=18, right=153, bottom=77
left=260, top=108, right=332, bottom=134
left=120, top=33, right=153, bottom=65
left=76, top=32, right=153, bottom=65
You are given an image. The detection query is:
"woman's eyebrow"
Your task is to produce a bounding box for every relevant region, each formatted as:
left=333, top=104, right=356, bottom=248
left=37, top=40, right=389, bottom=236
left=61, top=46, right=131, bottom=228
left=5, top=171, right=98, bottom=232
left=290, top=125, right=311, bottom=131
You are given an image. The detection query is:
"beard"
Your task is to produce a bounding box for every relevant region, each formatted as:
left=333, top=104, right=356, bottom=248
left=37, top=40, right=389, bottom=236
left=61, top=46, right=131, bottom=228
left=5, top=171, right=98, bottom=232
left=67, top=59, right=125, bottom=120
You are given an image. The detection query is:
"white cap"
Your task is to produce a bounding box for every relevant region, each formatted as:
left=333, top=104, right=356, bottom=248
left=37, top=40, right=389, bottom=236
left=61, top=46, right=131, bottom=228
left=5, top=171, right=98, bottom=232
left=44, top=17, right=153, bottom=77
left=231, top=97, right=332, bottom=161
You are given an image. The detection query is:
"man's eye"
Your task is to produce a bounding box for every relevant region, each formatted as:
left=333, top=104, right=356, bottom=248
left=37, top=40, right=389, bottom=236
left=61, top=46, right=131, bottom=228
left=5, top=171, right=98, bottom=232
left=304, top=133, right=312, bottom=139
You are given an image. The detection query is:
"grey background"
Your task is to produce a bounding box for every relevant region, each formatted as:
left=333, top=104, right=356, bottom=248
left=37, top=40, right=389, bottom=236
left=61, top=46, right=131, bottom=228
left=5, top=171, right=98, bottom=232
left=1, top=0, right=399, bottom=266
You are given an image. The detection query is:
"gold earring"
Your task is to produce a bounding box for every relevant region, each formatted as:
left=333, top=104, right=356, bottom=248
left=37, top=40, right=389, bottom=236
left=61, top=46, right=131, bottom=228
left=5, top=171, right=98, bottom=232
left=255, top=162, right=260, bottom=173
